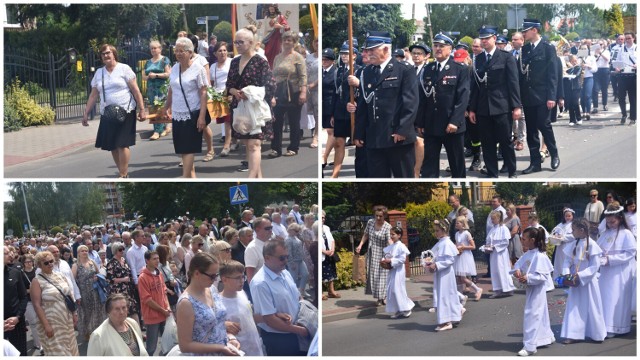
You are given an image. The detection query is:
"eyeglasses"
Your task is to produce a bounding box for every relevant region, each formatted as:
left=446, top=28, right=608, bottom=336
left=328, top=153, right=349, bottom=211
left=224, top=274, right=247, bottom=282
left=591, top=194, right=597, bottom=197
left=42, top=260, right=54, bottom=266
left=197, top=243, right=204, bottom=247
left=233, top=40, right=245, bottom=45
left=263, top=226, right=273, bottom=231
left=101, top=51, right=112, bottom=56
left=275, top=255, right=289, bottom=262
left=202, top=272, right=219, bottom=281
left=174, top=49, right=188, bottom=54
left=222, top=248, right=232, bottom=253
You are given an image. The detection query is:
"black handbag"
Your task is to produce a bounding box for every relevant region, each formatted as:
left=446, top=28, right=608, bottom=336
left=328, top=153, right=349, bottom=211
left=101, top=68, right=132, bottom=123
left=38, top=274, right=77, bottom=313
left=179, top=67, right=212, bottom=125
left=160, top=266, right=179, bottom=306
left=323, top=232, right=340, bottom=263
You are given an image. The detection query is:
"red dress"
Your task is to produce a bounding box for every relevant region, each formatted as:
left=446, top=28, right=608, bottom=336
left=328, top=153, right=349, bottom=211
left=263, top=14, right=289, bottom=69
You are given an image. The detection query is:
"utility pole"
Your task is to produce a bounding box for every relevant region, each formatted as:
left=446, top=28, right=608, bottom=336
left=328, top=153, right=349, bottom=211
left=181, top=4, right=189, bottom=33
left=425, top=4, right=434, bottom=45
left=20, top=183, right=33, bottom=238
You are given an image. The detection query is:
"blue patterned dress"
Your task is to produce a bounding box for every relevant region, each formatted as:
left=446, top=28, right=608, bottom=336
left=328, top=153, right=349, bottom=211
left=177, top=287, right=228, bottom=356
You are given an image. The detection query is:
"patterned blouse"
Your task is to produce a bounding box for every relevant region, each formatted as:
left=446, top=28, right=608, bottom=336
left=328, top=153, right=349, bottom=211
left=273, top=52, right=308, bottom=89
left=177, top=287, right=228, bottom=356
left=226, top=54, right=276, bottom=109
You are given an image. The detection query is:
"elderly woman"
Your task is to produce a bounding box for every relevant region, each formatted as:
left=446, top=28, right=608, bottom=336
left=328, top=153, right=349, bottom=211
left=71, top=245, right=107, bottom=340
left=188, top=34, right=215, bottom=163
left=30, top=251, right=79, bottom=355
left=142, top=40, right=171, bottom=140
left=161, top=37, right=210, bottom=178
left=271, top=31, right=308, bottom=158
left=87, top=293, right=148, bottom=356
left=82, top=44, right=145, bottom=178
left=175, top=252, right=240, bottom=355
left=226, top=25, right=276, bottom=178
left=307, top=37, right=320, bottom=148
left=224, top=228, right=239, bottom=247
left=321, top=211, right=339, bottom=300
left=106, top=242, right=140, bottom=325
left=210, top=41, right=234, bottom=156
left=356, top=206, right=392, bottom=305
left=285, top=223, right=309, bottom=297
left=504, top=204, right=523, bottom=264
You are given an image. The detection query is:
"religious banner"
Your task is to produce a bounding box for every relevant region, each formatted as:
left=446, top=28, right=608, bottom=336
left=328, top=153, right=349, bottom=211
left=236, top=4, right=300, bottom=42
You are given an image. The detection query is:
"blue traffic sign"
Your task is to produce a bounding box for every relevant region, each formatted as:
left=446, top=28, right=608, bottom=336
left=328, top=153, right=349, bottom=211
left=229, top=185, right=249, bottom=205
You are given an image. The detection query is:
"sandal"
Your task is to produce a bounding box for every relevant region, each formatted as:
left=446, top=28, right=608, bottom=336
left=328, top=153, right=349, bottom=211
left=268, top=150, right=281, bottom=158
left=283, top=150, right=298, bottom=157
left=149, top=132, right=160, bottom=140
left=160, top=130, right=168, bottom=137
left=310, top=140, right=318, bottom=148
left=203, top=150, right=215, bottom=162
left=328, top=292, right=341, bottom=298
left=118, top=174, right=129, bottom=179
left=220, top=148, right=230, bottom=157
left=322, top=294, right=328, bottom=301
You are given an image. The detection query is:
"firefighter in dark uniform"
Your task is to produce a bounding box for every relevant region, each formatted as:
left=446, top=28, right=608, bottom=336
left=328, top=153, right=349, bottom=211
left=519, top=19, right=560, bottom=173
left=416, top=33, right=469, bottom=178
left=469, top=25, right=521, bottom=178
left=349, top=31, right=418, bottom=178
left=330, top=43, right=362, bottom=177
left=321, top=48, right=337, bottom=176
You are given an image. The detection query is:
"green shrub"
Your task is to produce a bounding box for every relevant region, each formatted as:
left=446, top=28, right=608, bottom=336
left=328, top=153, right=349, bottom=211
left=458, top=36, right=473, bottom=49
left=565, top=32, right=580, bottom=41
left=332, top=248, right=364, bottom=290
left=4, top=101, right=22, bottom=132
left=23, top=81, right=46, bottom=96
left=49, top=226, right=64, bottom=236
left=5, top=79, right=55, bottom=127
left=405, top=201, right=451, bottom=250
left=213, top=21, right=232, bottom=43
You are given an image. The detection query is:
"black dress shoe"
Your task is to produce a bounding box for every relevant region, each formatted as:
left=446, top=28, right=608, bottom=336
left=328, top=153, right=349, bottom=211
left=551, top=156, right=560, bottom=170
left=621, top=115, right=627, bottom=124
left=585, top=114, right=590, bottom=120
left=591, top=109, right=598, bottom=114
left=469, top=158, right=481, bottom=171
left=603, top=105, right=608, bottom=111
left=509, top=173, right=518, bottom=178
left=464, top=148, right=473, bottom=157
left=499, top=165, right=508, bottom=173
left=522, top=165, right=542, bottom=174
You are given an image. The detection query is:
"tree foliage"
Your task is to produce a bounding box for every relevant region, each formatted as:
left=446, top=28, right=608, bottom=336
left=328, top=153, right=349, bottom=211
left=119, top=182, right=315, bottom=224
left=4, top=182, right=104, bottom=235
left=604, top=4, right=625, bottom=37
left=323, top=4, right=415, bottom=51
left=495, top=183, right=543, bottom=206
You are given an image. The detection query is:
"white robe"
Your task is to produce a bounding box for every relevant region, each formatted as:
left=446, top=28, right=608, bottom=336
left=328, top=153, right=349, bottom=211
left=487, top=225, right=516, bottom=293
left=551, top=221, right=574, bottom=277
left=560, top=238, right=606, bottom=341
left=431, top=236, right=462, bottom=324
left=596, top=228, right=637, bottom=334
left=510, top=250, right=555, bottom=352
left=383, top=241, right=415, bottom=313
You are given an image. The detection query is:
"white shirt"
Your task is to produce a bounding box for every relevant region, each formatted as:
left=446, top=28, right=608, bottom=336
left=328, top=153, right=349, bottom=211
left=198, top=39, right=209, bottom=59
left=211, top=57, right=231, bottom=92
left=125, top=243, right=148, bottom=284
left=595, top=49, right=611, bottom=68
left=244, top=237, right=267, bottom=273
left=272, top=222, right=288, bottom=240
left=90, top=63, right=137, bottom=114
left=168, top=62, right=208, bottom=121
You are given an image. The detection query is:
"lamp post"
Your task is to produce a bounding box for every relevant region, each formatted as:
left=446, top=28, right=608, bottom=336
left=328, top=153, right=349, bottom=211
left=181, top=4, right=189, bottom=33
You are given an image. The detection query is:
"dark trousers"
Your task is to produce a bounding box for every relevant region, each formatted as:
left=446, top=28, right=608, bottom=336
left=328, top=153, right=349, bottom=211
left=566, top=89, right=582, bottom=123
left=478, top=113, right=516, bottom=177
left=272, top=104, right=302, bottom=154
left=524, top=104, right=558, bottom=166
left=4, top=319, right=27, bottom=356
left=466, top=117, right=481, bottom=154
left=260, top=329, right=306, bottom=356
left=422, top=132, right=466, bottom=178
left=592, top=68, right=611, bottom=108
left=611, top=72, right=619, bottom=98
left=618, top=75, right=637, bottom=120
left=366, top=143, right=415, bottom=178
left=354, top=146, right=369, bottom=178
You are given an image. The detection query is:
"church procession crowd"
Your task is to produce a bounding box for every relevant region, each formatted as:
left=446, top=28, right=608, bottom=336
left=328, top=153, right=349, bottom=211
left=4, top=203, right=320, bottom=356
left=321, top=18, right=637, bottom=178
left=322, top=192, right=636, bottom=356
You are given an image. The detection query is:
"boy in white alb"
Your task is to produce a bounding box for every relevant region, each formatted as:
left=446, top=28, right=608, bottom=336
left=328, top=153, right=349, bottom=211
left=380, top=227, right=415, bottom=319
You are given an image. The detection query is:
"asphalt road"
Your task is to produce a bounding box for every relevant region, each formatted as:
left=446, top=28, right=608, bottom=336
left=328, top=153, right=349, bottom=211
left=323, top=102, right=637, bottom=179
left=6, top=129, right=318, bottom=179
left=322, top=287, right=637, bottom=356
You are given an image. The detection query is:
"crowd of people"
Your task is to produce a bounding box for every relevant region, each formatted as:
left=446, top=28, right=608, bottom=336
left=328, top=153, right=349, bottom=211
left=322, top=19, right=637, bottom=178
left=4, top=203, right=320, bottom=356
left=324, top=191, right=636, bottom=356
left=83, top=4, right=318, bottom=178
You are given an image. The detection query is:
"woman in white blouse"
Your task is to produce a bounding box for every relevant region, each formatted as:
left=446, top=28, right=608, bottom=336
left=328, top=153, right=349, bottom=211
left=210, top=42, right=233, bottom=156
left=82, top=44, right=145, bottom=178
left=161, top=37, right=210, bottom=178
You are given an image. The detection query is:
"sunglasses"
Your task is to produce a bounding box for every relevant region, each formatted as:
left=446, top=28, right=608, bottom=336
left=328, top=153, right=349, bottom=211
left=117, top=248, right=124, bottom=252
left=42, top=260, right=54, bottom=266
left=233, top=40, right=245, bottom=45
left=276, top=255, right=289, bottom=262
left=263, top=226, right=273, bottom=231
left=202, top=272, right=219, bottom=281
left=591, top=195, right=597, bottom=197
left=197, top=243, right=204, bottom=247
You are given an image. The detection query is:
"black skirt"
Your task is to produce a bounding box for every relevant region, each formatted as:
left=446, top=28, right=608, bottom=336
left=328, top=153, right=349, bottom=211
left=95, top=109, right=136, bottom=151
left=172, top=117, right=203, bottom=154
left=322, top=257, right=338, bottom=282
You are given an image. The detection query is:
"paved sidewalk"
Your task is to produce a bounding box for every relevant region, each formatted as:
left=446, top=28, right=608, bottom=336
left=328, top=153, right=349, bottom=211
left=323, top=263, right=491, bottom=323
left=4, top=118, right=154, bottom=167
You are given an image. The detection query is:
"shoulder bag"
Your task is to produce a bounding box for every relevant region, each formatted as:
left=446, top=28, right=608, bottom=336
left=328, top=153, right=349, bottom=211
left=38, top=273, right=77, bottom=313
left=102, top=68, right=132, bottom=123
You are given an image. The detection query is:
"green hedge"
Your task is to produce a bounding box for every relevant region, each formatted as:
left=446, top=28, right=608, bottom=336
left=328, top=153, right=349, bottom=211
left=4, top=79, right=55, bottom=130
left=330, top=248, right=365, bottom=290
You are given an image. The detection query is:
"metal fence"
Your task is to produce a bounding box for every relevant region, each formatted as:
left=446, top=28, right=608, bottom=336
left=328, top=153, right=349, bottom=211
left=4, top=38, right=170, bottom=121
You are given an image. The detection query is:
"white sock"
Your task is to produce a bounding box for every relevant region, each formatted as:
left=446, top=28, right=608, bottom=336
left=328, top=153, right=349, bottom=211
left=470, top=283, right=481, bottom=292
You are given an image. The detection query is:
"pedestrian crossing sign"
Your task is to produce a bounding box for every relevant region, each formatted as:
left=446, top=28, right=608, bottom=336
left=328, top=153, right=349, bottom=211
left=229, top=185, right=249, bottom=205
